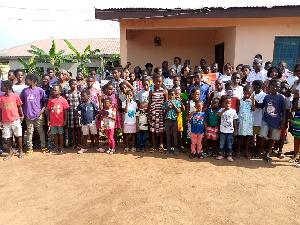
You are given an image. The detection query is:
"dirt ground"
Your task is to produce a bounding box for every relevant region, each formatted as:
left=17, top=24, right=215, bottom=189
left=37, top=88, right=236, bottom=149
left=1, top=133, right=300, bottom=225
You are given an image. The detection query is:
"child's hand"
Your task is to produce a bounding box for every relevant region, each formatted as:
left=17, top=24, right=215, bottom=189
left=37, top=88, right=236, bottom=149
left=233, top=130, right=237, bottom=136
left=136, top=126, right=140, bottom=132
left=126, top=97, right=131, bottom=103
left=63, top=120, right=67, bottom=126
left=48, top=121, right=50, bottom=127
left=20, top=115, right=24, bottom=122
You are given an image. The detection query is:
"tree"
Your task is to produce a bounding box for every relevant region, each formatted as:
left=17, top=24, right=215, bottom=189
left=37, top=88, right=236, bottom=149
left=18, top=55, right=37, bottom=74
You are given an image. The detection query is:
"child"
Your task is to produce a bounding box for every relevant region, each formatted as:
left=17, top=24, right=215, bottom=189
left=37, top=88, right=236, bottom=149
left=231, top=72, right=244, bottom=99
left=136, top=79, right=150, bottom=106
left=64, top=79, right=81, bottom=150
left=76, top=89, right=100, bottom=154
left=47, top=85, right=69, bottom=154
left=207, top=79, right=225, bottom=107
left=122, top=90, right=138, bottom=152
left=102, top=97, right=116, bottom=154
left=236, top=85, right=255, bottom=159
left=206, top=98, right=220, bottom=157
left=186, top=72, right=194, bottom=90
left=136, top=101, right=149, bottom=152
left=111, top=67, right=135, bottom=94
left=172, top=75, right=181, bottom=90
left=187, top=100, right=207, bottom=159
left=186, top=88, right=201, bottom=140
left=255, top=79, right=287, bottom=162
left=189, top=71, right=209, bottom=107
left=221, top=81, right=240, bottom=112
left=20, top=74, right=47, bottom=155
left=219, top=63, right=233, bottom=83
left=0, top=80, right=25, bottom=160
left=163, top=89, right=181, bottom=155
left=149, top=75, right=168, bottom=153
left=175, top=89, right=185, bottom=152
left=163, top=68, right=175, bottom=90
left=86, top=76, right=101, bottom=108
left=241, top=65, right=251, bottom=85
left=216, top=96, right=238, bottom=162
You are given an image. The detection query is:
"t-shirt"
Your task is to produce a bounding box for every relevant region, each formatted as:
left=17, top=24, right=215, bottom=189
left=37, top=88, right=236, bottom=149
left=0, top=93, right=23, bottom=123
left=77, top=102, right=98, bottom=125
left=246, top=70, right=267, bottom=85
left=13, top=84, right=28, bottom=95
left=136, top=90, right=149, bottom=103
left=122, top=100, right=138, bottom=124
left=103, top=108, right=116, bottom=129
left=20, top=87, right=47, bottom=120
left=89, top=89, right=101, bottom=107
left=219, top=108, right=238, bottom=133
left=162, top=100, right=181, bottom=120
left=253, top=90, right=267, bottom=126
left=189, top=83, right=210, bottom=105
left=46, top=97, right=69, bottom=126
left=49, top=78, right=59, bottom=86
left=93, top=81, right=101, bottom=91
left=233, top=86, right=243, bottom=99
left=137, top=109, right=148, bottom=130
left=163, top=77, right=174, bottom=90
left=296, top=84, right=300, bottom=106
left=190, top=112, right=207, bottom=134
left=206, top=108, right=220, bottom=127
left=218, top=74, right=232, bottom=83
left=261, top=94, right=285, bottom=128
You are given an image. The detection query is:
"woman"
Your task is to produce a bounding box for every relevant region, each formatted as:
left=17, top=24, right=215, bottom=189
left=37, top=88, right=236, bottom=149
left=171, top=56, right=183, bottom=76
left=52, top=69, right=70, bottom=93
left=180, top=66, right=190, bottom=83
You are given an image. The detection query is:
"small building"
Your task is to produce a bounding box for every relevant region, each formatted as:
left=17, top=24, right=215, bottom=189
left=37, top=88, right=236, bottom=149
left=0, top=38, right=120, bottom=76
left=95, top=6, right=300, bottom=72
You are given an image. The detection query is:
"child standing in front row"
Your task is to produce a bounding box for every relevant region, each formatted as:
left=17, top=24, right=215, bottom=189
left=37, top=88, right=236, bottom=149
left=163, top=89, right=181, bottom=156
left=236, top=85, right=255, bottom=159
left=102, top=97, right=116, bottom=154
left=76, top=89, right=100, bottom=154
left=187, top=100, right=207, bottom=159
left=216, top=96, right=238, bottom=162
left=136, top=101, right=149, bottom=153
left=47, top=85, right=70, bottom=154
left=206, top=98, right=220, bottom=157
left=0, top=80, right=25, bottom=160
left=122, top=90, right=138, bottom=153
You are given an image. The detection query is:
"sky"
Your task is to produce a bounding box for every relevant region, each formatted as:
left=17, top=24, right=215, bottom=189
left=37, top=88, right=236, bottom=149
left=0, top=0, right=299, bottom=51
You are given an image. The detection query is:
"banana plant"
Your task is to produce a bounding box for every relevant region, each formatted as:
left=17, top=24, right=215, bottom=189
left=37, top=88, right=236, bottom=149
left=64, top=39, right=91, bottom=76
left=18, top=55, right=37, bottom=74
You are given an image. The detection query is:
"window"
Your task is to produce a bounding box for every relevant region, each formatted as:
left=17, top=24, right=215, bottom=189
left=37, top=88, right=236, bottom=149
left=273, top=37, right=300, bottom=71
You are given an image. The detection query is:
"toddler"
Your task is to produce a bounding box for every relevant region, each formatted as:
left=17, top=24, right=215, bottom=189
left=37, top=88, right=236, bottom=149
left=136, top=101, right=149, bottom=153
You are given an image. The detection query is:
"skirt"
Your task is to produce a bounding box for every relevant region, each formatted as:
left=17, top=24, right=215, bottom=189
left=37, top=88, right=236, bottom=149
left=292, top=107, right=300, bottom=138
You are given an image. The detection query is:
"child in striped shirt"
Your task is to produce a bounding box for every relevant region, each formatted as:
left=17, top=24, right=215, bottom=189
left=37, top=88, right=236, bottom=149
left=206, top=98, right=220, bottom=157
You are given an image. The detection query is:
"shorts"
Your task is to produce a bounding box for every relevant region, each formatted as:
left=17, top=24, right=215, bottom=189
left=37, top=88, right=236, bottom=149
left=253, top=126, right=261, bottom=135
left=51, top=126, right=64, bottom=135
left=259, top=121, right=281, bottom=141
left=206, top=126, right=219, bottom=140
left=82, top=121, right=97, bottom=136
left=2, top=119, right=22, bottom=138
left=123, top=123, right=136, bottom=133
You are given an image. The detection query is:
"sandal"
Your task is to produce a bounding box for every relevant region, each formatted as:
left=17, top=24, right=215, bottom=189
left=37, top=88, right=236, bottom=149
left=245, top=154, right=251, bottom=159
left=124, top=148, right=129, bottom=153
left=96, top=148, right=105, bottom=153
left=41, top=148, right=49, bottom=153
left=18, top=153, right=25, bottom=159
left=149, top=147, right=155, bottom=153
left=295, top=163, right=300, bottom=168
left=180, top=146, right=187, bottom=153
left=277, top=153, right=285, bottom=159
left=234, top=152, right=240, bottom=158
left=26, top=150, right=33, bottom=156
left=3, top=154, right=13, bottom=161
left=159, top=146, right=164, bottom=153
left=265, top=156, right=272, bottom=162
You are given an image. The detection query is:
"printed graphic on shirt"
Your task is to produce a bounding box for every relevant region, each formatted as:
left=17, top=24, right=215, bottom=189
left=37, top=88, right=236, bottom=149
left=51, top=104, right=61, bottom=114
left=128, top=110, right=135, bottom=118
left=192, top=116, right=204, bottom=125
left=27, top=94, right=35, bottom=101
left=2, top=102, right=15, bottom=109
left=266, top=100, right=277, bottom=117
left=221, top=114, right=234, bottom=129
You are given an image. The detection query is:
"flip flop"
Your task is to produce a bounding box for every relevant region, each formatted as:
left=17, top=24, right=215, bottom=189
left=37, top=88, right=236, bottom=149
left=3, top=154, right=13, bottom=161
left=96, top=148, right=105, bottom=153
left=18, top=153, right=25, bottom=159
left=265, top=156, right=272, bottom=162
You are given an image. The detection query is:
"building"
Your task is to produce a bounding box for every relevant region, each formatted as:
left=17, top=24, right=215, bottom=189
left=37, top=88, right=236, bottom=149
left=95, top=6, right=300, bottom=72
left=0, top=38, right=120, bottom=76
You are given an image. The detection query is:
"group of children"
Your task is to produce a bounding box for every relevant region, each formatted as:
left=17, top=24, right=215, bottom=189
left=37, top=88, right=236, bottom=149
left=1, top=57, right=299, bottom=167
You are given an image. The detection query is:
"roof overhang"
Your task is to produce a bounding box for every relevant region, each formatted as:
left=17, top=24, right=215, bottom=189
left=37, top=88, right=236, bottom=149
left=95, top=6, right=300, bottom=21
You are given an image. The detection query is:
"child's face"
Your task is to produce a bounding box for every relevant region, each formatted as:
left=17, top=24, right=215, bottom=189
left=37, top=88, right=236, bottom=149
left=187, top=75, right=194, bottom=85
left=52, top=86, right=61, bottom=97
left=265, top=63, right=271, bottom=71
left=86, top=78, right=94, bottom=88
left=113, top=70, right=120, bottom=79
left=70, top=81, right=77, bottom=90
left=168, top=91, right=176, bottom=100
left=141, top=72, right=148, bottom=80
left=211, top=99, right=219, bottom=109
left=126, top=91, right=134, bottom=100
left=104, top=99, right=112, bottom=109
left=120, top=84, right=127, bottom=94
left=140, top=103, right=148, bottom=110
left=195, top=102, right=203, bottom=112
left=215, top=80, right=223, bottom=90
left=180, top=83, right=187, bottom=92
left=175, top=90, right=181, bottom=100
left=295, top=65, right=300, bottom=78
left=173, top=77, right=180, bottom=86
left=193, top=90, right=201, bottom=100
left=157, top=69, right=162, bottom=75
left=195, top=65, right=201, bottom=71
left=204, top=67, right=211, bottom=74
left=224, top=66, right=233, bottom=75
left=48, top=70, right=55, bottom=78
left=154, top=77, right=163, bottom=88
left=223, top=99, right=232, bottom=109
left=169, top=69, right=175, bottom=78
left=236, top=66, right=242, bottom=73
left=1, top=84, right=7, bottom=92
left=280, top=84, right=289, bottom=95
left=129, top=73, right=135, bottom=81
left=58, top=71, right=66, bottom=81
left=212, top=64, right=218, bottom=73
left=42, top=76, right=50, bottom=86
left=270, top=68, right=279, bottom=79
left=81, top=93, right=89, bottom=102
left=143, top=81, right=150, bottom=91
left=278, top=63, right=286, bottom=72
left=106, top=85, right=114, bottom=95
left=242, top=68, right=250, bottom=76
left=7, top=72, right=16, bottom=81
left=270, top=82, right=281, bottom=94
left=232, top=74, right=241, bottom=85
left=146, top=67, right=152, bottom=75
left=25, top=78, right=32, bottom=86
left=16, top=71, right=24, bottom=82
left=243, top=90, right=252, bottom=99
left=252, top=84, right=261, bottom=93
left=76, top=72, right=83, bottom=80
left=194, top=74, right=201, bottom=84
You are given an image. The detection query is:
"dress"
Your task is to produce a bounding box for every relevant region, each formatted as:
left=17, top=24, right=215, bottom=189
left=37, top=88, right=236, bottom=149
left=150, top=87, right=165, bottom=133
left=104, top=93, right=122, bottom=129
left=64, top=90, right=81, bottom=128
left=238, top=99, right=253, bottom=136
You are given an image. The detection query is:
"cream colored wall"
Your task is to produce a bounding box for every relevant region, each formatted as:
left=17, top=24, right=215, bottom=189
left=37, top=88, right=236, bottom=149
left=235, top=17, right=300, bottom=66
left=215, top=27, right=236, bottom=66
left=127, top=29, right=216, bottom=69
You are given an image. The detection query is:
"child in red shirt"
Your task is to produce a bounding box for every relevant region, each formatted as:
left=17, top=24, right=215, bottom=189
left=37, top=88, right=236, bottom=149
left=0, top=80, right=25, bottom=160
left=47, top=85, right=69, bottom=153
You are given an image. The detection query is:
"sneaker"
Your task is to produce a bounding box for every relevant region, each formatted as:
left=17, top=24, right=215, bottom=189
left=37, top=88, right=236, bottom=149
left=0, top=149, right=3, bottom=155
left=96, top=148, right=105, bottom=153
left=110, top=149, right=115, bottom=154
left=165, top=147, right=172, bottom=155
left=227, top=156, right=234, bottom=162
left=216, top=155, right=224, bottom=160
left=60, top=149, right=66, bottom=154
left=198, top=152, right=205, bottom=159
left=26, top=149, right=33, bottom=156
left=107, top=148, right=111, bottom=154
left=174, top=148, right=179, bottom=156
left=124, top=148, right=129, bottom=153
left=77, top=148, right=87, bottom=154
left=189, top=153, right=195, bottom=159
left=141, top=148, right=146, bottom=153
left=131, top=148, right=136, bottom=152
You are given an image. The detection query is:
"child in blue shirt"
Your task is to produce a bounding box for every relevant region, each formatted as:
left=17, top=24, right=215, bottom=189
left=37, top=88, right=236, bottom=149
left=187, top=100, right=207, bottom=159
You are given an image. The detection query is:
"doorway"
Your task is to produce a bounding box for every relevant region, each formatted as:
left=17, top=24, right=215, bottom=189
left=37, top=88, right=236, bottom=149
left=215, top=43, right=224, bottom=74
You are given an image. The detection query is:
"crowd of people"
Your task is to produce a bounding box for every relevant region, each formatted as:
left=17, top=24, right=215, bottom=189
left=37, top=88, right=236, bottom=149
left=0, top=54, right=300, bottom=168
